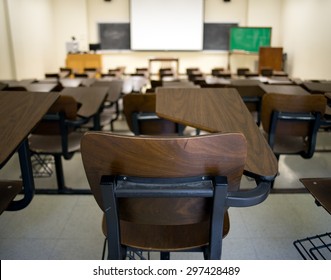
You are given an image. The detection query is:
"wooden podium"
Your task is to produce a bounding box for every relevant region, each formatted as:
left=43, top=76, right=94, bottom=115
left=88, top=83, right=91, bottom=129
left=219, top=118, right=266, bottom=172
left=258, top=47, right=283, bottom=73
left=66, top=53, right=102, bottom=73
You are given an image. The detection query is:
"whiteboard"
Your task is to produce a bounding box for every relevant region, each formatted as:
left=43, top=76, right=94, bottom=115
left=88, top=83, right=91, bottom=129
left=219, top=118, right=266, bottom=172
left=130, top=0, right=203, bottom=51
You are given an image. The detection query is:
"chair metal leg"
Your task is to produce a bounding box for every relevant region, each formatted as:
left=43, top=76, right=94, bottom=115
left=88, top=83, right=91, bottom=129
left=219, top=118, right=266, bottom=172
left=54, top=155, right=66, bottom=191
left=160, top=252, right=170, bottom=260
left=102, top=238, right=107, bottom=260
left=110, top=102, right=120, bottom=131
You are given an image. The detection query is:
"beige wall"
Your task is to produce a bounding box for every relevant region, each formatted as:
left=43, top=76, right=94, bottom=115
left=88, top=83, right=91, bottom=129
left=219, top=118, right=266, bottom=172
left=282, top=0, right=331, bottom=79
left=5, top=0, right=55, bottom=79
left=1, top=0, right=330, bottom=80
left=0, top=0, right=14, bottom=79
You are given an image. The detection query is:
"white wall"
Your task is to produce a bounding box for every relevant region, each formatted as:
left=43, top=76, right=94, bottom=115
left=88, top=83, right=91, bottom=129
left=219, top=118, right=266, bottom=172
left=1, top=0, right=330, bottom=80
left=282, top=0, right=331, bottom=79
left=52, top=0, right=88, bottom=70
left=6, top=0, right=55, bottom=79
left=89, top=0, right=256, bottom=74
left=0, top=0, right=14, bottom=79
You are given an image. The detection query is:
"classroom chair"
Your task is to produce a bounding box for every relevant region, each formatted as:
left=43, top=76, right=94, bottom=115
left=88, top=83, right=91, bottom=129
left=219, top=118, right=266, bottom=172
left=230, top=79, right=265, bottom=126
left=123, top=93, right=184, bottom=135
left=261, top=93, right=326, bottom=160
left=28, top=95, right=87, bottom=193
left=82, top=80, right=124, bottom=131
left=84, top=67, right=99, bottom=78
left=59, top=67, right=72, bottom=78
left=80, top=132, right=271, bottom=259
left=236, top=68, right=250, bottom=76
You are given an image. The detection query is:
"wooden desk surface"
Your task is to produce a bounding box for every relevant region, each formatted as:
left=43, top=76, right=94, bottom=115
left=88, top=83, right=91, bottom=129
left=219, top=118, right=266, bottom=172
left=300, top=178, right=331, bottom=215
left=156, top=88, right=278, bottom=179
left=60, top=87, right=108, bottom=119
left=25, top=83, right=58, bottom=92
left=302, top=82, right=331, bottom=94
left=0, top=91, right=59, bottom=167
left=60, top=78, right=82, bottom=88
left=149, top=57, right=179, bottom=62
left=259, top=84, right=310, bottom=95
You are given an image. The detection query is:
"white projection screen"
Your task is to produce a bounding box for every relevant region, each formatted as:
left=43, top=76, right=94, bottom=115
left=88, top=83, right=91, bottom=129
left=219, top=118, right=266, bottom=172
left=130, top=0, right=204, bottom=51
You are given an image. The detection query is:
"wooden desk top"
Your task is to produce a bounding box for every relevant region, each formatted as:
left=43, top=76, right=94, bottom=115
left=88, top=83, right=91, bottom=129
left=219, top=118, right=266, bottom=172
left=300, top=178, right=331, bottom=215
left=149, top=57, right=179, bottom=62
left=0, top=91, right=59, bottom=167
left=266, top=76, right=293, bottom=85
left=230, top=79, right=262, bottom=86
left=302, top=82, right=331, bottom=94
left=156, top=88, right=278, bottom=179
left=25, top=83, right=58, bottom=92
left=259, top=84, right=310, bottom=95
left=60, top=87, right=108, bottom=119
left=60, top=78, right=82, bottom=88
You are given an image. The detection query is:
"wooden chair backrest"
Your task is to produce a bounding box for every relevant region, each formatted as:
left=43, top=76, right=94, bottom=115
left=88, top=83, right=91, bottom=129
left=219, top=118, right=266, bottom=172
left=230, top=84, right=264, bottom=112
left=81, top=132, right=247, bottom=212
left=32, top=95, right=78, bottom=135
left=81, top=132, right=247, bottom=250
left=91, top=80, right=123, bottom=103
left=123, top=93, right=179, bottom=135
left=261, top=93, right=326, bottom=136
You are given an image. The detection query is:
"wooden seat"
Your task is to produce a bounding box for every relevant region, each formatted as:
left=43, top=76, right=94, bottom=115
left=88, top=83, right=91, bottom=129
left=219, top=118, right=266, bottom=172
left=261, top=93, right=326, bottom=159
left=123, top=93, right=184, bottom=135
left=81, top=132, right=271, bottom=259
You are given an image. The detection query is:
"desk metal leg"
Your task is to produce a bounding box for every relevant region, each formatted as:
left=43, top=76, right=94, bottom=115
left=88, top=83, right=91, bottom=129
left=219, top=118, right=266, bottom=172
left=6, top=139, right=35, bottom=211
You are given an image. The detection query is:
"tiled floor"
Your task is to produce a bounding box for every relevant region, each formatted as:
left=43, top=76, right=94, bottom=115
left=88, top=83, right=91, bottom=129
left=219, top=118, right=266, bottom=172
left=1, top=118, right=331, bottom=260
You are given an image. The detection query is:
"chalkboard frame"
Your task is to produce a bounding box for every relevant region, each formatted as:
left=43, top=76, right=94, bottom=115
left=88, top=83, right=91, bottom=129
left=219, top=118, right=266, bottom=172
left=229, top=27, right=272, bottom=53
left=98, top=23, right=130, bottom=50
left=203, top=23, right=238, bottom=51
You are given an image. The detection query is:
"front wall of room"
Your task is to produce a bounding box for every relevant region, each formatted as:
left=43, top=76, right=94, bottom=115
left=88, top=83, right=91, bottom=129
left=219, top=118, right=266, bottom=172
left=282, top=0, right=331, bottom=80
left=0, top=0, right=330, bottom=80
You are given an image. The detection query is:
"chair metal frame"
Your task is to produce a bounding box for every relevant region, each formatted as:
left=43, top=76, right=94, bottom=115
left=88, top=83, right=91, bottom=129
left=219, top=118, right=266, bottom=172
left=29, top=109, right=87, bottom=193
left=268, top=110, right=322, bottom=159
left=100, top=174, right=270, bottom=260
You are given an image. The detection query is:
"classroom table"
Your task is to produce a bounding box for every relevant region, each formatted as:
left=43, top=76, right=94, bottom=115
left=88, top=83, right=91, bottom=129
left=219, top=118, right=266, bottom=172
left=60, top=87, right=108, bottom=130
left=0, top=91, right=59, bottom=212
left=59, top=78, right=82, bottom=88
left=259, top=84, right=310, bottom=95
left=155, top=88, right=278, bottom=180
left=302, top=81, right=331, bottom=94
left=25, top=83, right=58, bottom=92
left=300, top=178, right=331, bottom=215
left=265, top=76, right=293, bottom=85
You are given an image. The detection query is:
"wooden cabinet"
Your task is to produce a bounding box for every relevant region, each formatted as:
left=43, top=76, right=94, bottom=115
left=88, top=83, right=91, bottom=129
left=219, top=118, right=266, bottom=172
left=66, top=54, right=102, bottom=73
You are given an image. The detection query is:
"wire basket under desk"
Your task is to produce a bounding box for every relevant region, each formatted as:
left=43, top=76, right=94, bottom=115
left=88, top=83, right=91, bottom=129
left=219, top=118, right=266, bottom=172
left=294, top=232, right=331, bottom=260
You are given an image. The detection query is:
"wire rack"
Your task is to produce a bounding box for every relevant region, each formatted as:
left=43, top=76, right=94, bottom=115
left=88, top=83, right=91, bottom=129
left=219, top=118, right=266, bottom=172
left=293, top=232, right=331, bottom=260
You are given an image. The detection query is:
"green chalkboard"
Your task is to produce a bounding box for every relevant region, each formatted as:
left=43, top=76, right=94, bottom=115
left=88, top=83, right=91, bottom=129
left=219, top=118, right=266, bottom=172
left=229, top=27, right=271, bottom=53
